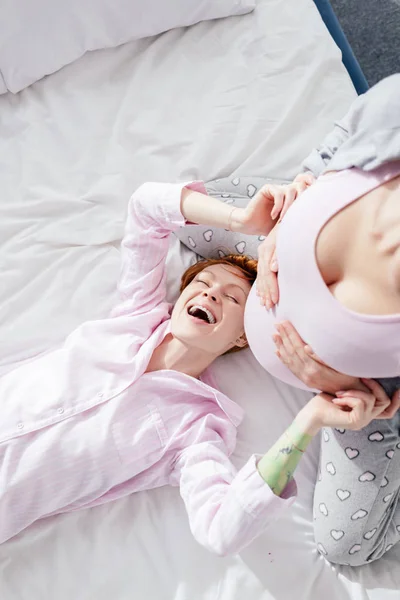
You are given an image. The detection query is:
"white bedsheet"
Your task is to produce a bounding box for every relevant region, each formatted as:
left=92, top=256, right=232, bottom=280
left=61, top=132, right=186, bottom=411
left=0, top=0, right=398, bottom=598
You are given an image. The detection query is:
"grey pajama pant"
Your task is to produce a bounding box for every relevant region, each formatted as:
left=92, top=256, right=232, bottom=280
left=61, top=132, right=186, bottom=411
left=175, top=174, right=400, bottom=566
left=315, top=418, right=400, bottom=566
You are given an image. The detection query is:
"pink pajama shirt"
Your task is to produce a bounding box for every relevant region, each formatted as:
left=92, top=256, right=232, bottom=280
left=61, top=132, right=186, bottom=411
left=0, top=181, right=296, bottom=554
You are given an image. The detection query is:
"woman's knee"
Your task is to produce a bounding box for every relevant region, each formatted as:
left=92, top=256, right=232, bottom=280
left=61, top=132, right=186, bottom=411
left=316, top=538, right=373, bottom=566
left=314, top=521, right=372, bottom=567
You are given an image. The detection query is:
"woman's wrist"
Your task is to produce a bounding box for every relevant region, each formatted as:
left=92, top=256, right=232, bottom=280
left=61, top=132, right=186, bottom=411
left=229, top=207, right=246, bottom=233
left=294, top=405, right=321, bottom=437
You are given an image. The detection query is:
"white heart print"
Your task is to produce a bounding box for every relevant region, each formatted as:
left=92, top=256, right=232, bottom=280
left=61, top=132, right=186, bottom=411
left=258, top=235, right=266, bottom=241
left=380, top=476, right=389, bottom=488
left=247, top=184, right=257, bottom=198
left=188, top=236, right=196, bottom=248
left=351, top=509, right=368, bottom=520
left=359, top=471, right=375, bottom=482
left=349, top=544, right=361, bottom=555
left=221, top=193, right=231, bottom=198
left=217, top=250, right=226, bottom=258
left=345, top=447, right=359, bottom=459
left=203, top=230, right=213, bottom=242
left=319, top=503, right=328, bottom=516
left=231, top=177, right=240, bottom=186
left=364, top=528, right=377, bottom=540
left=386, top=449, right=394, bottom=459
left=336, top=489, right=351, bottom=501
left=335, top=428, right=345, bottom=434
left=323, top=430, right=330, bottom=442
left=368, top=431, right=384, bottom=442
left=223, top=198, right=234, bottom=204
left=386, top=544, right=394, bottom=552
left=235, top=241, right=246, bottom=254
left=383, top=493, right=394, bottom=503
left=331, top=530, right=344, bottom=540
left=326, top=462, right=336, bottom=475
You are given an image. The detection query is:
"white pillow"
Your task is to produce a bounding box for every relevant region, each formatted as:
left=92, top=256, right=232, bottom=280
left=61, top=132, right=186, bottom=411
left=0, top=0, right=255, bottom=94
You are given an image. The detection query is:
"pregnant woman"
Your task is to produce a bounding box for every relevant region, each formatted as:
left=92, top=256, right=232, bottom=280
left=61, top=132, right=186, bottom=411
left=178, top=74, right=400, bottom=565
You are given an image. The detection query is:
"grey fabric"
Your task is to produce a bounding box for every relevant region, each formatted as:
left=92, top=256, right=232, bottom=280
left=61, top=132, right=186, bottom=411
left=302, top=73, right=400, bottom=176
left=376, top=377, right=400, bottom=399
left=174, top=176, right=288, bottom=260
left=314, top=417, right=400, bottom=566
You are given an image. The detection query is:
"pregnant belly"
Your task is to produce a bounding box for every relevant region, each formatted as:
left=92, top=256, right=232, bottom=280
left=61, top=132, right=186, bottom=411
left=244, top=285, right=314, bottom=392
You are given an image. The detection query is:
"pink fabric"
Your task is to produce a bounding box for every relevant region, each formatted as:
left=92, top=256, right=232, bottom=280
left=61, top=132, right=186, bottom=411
left=0, top=181, right=295, bottom=553
left=245, top=162, right=400, bottom=390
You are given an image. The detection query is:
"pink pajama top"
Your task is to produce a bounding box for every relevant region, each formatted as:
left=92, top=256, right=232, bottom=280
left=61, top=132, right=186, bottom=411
left=0, top=181, right=295, bottom=553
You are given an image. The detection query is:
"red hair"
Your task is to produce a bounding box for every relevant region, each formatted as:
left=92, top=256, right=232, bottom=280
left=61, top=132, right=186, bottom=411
left=180, top=255, right=258, bottom=355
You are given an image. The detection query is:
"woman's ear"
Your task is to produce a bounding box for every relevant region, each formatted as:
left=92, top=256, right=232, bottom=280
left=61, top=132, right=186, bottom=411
left=235, top=334, right=248, bottom=348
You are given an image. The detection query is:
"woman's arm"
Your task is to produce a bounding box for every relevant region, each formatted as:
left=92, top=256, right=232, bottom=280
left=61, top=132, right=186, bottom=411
left=173, top=386, right=391, bottom=556
left=112, top=179, right=309, bottom=321
left=111, top=181, right=206, bottom=320
left=256, top=419, right=313, bottom=497
left=259, top=381, right=396, bottom=497
left=113, top=180, right=285, bottom=320
left=180, top=179, right=312, bottom=238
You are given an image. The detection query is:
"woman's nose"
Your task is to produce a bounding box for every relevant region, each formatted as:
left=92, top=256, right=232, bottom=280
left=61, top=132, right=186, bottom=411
left=203, top=290, right=218, bottom=302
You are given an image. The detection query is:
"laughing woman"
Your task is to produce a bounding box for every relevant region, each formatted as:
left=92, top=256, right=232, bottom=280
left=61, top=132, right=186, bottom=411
left=0, top=179, right=388, bottom=552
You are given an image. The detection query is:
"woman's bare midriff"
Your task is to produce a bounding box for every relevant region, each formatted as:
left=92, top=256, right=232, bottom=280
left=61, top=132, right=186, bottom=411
left=316, top=174, right=400, bottom=315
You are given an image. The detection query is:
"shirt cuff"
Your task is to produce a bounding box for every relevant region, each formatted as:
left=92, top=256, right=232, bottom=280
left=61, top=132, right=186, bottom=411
left=231, top=454, right=297, bottom=519
left=160, top=181, right=207, bottom=230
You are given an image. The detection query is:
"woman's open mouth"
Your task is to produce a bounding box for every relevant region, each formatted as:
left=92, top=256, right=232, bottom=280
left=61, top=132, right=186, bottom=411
left=187, top=304, right=216, bottom=325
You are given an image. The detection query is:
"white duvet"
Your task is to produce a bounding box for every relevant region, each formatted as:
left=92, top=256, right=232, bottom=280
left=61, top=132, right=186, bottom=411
left=0, top=0, right=399, bottom=599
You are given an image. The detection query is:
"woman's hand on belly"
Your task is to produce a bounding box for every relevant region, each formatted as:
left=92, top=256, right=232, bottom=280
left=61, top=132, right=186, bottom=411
left=254, top=173, right=315, bottom=309
left=256, top=224, right=279, bottom=309
left=273, top=321, right=365, bottom=394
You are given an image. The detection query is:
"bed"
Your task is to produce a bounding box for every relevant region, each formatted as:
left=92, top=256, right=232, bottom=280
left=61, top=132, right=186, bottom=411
left=0, top=0, right=398, bottom=599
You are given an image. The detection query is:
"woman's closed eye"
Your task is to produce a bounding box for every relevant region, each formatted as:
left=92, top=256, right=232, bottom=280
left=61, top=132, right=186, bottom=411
left=226, top=294, right=239, bottom=304
left=196, top=279, right=209, bottom=287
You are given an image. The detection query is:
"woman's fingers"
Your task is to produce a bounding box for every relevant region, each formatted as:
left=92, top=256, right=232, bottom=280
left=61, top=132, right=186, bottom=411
left=304, top=345, right=328, bottom=366
left=294, top=172, right=316, bottom=187
left=335, top=386, right=391, bottom=425
left=278, top=321, right=305, bottom=351
left=331, top=395, right=367, bottom=429
left=269, top=186, right=285, bottom=220
left=360, top=378, right=391, bottom=411
left=256, top=238, right=279, bottom=308
left=375, top=388, right=400, bottom=419
left=270, top=249, right=278, bottom=273
left=256, top=262, right=276, bottom=308
left=274, top=326, right=294, bottom=355
left=279, top=187, right=297, bottom=219
left=273, top=333, right=299, bottom=371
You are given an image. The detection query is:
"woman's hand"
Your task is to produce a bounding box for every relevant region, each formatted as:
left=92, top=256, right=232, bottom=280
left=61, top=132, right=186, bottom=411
left=273, top=321, right=364, bottom=394
left=297, top=384, right=394, bottom=435
left=235, top=174, right=315, bottom=237
left=256, top=224, right=280, bottom=308
left=251, top=174, right=315, bottom=308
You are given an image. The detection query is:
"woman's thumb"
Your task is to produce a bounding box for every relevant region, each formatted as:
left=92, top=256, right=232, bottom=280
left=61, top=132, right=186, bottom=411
left=270, top=251, right=278, bottom=272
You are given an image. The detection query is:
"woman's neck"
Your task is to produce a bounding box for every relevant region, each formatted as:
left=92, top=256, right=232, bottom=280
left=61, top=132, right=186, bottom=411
left=145, top=333, right=217, bottom=379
